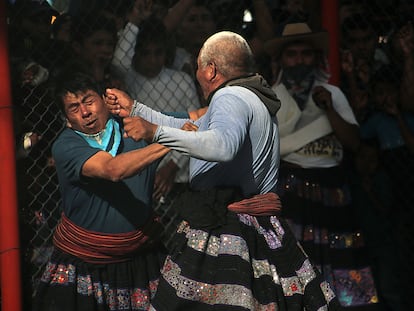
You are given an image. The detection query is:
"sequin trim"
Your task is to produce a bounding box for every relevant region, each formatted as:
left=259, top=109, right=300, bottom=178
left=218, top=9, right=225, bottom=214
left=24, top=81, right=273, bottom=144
left=317, top=305, right=329, bottom=311
left=51, top=263, right=76, bottom=284
left=41, top=262, right=159, bottom=310
left=238, top=214, right=284, bottom=249
left=297, top=259, right=317, bottom=288
left=252, top=259, right=280, bottom=285
left=178, top=221, right=250, bottom=262
left=162, top=256, right=279, bottom=310
left=320, top=281, right=336, bottom=304
left=77, top=274, right=93, bottom=296
left=280, top=276, right=304, bottom=296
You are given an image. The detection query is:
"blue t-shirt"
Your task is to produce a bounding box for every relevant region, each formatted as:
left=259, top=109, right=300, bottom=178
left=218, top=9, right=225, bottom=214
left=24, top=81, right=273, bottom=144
left=360, top=111, right=414, bottom=150
left=52, top=120, right=159, bottom=233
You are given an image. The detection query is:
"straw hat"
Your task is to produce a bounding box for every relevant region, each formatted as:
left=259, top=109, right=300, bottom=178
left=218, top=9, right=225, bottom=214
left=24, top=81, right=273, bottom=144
left=264, top=23, right=329, bottom=56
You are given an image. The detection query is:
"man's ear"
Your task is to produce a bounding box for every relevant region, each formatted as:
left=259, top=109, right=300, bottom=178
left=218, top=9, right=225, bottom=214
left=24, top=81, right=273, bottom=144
left=208, top=62, right=217, bottom=81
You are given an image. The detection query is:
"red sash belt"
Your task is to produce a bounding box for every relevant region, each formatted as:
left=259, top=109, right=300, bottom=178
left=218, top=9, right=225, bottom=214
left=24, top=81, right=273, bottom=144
left=228, top=192, right=282, bottom=216
left=53, top=214, right=162, bottom=264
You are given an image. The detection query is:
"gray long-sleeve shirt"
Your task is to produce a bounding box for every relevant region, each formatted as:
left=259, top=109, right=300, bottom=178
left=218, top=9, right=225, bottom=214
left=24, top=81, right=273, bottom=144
left=131, top=85, right=280, bottom=196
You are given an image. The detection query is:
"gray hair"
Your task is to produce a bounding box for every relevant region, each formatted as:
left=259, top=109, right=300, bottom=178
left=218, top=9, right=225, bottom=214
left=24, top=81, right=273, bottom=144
left=198, top=31, right=255, bottom=78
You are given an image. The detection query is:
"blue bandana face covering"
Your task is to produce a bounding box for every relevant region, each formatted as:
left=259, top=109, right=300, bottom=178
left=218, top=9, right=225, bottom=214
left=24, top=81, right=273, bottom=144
left=75, top=118, right=121, bottom=156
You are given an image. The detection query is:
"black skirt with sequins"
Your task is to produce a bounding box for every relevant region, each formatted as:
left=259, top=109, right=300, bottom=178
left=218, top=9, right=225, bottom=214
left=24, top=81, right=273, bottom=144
left=150, top=188, right=342, bottom=311
left=32, top=246, right=166, bottom=311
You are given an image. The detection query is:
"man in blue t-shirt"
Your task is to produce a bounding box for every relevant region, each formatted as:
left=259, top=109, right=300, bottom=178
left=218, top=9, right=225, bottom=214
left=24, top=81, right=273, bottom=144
left=33, top=71, right=170, bottom=311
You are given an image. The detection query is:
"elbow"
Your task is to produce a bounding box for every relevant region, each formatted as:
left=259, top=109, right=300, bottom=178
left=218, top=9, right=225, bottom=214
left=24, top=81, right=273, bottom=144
left=219, top=153, right=236, bottom=162
left=103, top=164, right=127, bottom=182
left=212, top=147, right=237, bottom=162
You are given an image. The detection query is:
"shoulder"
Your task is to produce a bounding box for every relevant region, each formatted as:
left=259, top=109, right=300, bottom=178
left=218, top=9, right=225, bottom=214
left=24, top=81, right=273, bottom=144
left=314, top=81, right=344, bottom=95
left=215, top=85, right=254, bottom=97
left=52, top=128, right=94, bottom=161
left=52, top=128, right=81, bottom=150
left=211, top=86, right=253, bottom=114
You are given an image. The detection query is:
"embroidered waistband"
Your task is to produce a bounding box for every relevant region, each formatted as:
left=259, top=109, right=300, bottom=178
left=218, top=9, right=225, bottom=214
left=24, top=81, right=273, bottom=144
left=175, top=187, right=282, bottom=230
left=228, top=192, right=281, bottom=216
left=53, top=214, right=162, bottom=264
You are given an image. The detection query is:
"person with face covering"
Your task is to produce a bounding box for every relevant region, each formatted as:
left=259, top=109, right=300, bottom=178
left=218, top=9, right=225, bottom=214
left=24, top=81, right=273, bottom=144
left=106, top=30, right=341, bottom=310
left=264, top=23, right=382, bottom=309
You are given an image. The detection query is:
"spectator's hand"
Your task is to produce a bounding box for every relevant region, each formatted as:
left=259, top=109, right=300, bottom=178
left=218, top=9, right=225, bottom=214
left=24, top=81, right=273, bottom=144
left=17, top=132, right=42, bottom=159
left=181, top=122, right=198, bottom=131
left=29, top=132, right=42, bottom=148
left=153, top=160, right=178, bottom=201
left=21, top=62, right=49, bottom=87
left=128, top=0, right=153, bottom=26
left=23, top=132, right=42, bottom=150
left=396, top=21, right=414, bottom=56
left=105, top=88, right=134, bottom=117
left=312, top=86, right=333, bottom=110
left=123, top=116, right=157, bottom=142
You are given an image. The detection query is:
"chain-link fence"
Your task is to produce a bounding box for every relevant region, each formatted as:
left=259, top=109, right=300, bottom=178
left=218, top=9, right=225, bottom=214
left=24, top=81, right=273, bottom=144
left=6, top=0, right=414, bottom=309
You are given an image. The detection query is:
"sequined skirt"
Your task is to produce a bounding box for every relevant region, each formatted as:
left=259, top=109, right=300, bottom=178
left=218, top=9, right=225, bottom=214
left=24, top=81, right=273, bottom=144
left=32, top=247, right=166, bottom=311
left=150, top=212, right=342, bottom=310
left=277, top=163, right=379, bottom=309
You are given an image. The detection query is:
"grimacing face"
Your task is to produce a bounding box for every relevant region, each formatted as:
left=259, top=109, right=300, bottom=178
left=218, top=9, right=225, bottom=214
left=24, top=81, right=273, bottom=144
left=63, top=90, right=110, bottom=134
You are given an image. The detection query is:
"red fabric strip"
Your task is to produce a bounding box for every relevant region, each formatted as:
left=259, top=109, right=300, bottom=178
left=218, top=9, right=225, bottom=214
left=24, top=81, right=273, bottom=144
left=53, top=214, right=162, bottom=264
left=227, top=192, right=282, bottom=216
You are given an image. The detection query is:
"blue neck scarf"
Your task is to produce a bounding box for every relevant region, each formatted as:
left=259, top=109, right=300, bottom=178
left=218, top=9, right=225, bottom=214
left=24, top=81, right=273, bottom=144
left=75, top=118, right=121, bottom=156
left=281, top=65, right=316, bottom=111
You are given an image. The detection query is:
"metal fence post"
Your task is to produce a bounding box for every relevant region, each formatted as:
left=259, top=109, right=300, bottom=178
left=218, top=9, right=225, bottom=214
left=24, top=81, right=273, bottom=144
left=321, top=0, right=340, bottom=86
left=0, top=0, right=23, bottom=309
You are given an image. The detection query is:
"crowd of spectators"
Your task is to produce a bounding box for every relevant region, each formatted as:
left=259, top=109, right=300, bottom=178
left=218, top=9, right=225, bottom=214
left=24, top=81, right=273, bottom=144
left=6, top=0, right=414, bottom=310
